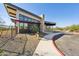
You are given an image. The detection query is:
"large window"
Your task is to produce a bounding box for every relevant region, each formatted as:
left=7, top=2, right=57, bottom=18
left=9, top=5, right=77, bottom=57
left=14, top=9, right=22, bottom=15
left=19, top=14, right=32, bottom=21
left=19, top=14, right=25, bottom=21
left=19, top=14, right=40, bottom=33
left=19, top=23, right=24, bottom=29
left=24, top=24, right=28, bottom=29
left=28, top=18, right=32, bottom=22
left=19, top=14, right=40, bottom=23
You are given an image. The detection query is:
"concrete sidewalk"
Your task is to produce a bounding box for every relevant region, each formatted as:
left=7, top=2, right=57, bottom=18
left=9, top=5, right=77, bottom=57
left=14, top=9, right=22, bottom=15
left=33, top=33, right=63, bottom=56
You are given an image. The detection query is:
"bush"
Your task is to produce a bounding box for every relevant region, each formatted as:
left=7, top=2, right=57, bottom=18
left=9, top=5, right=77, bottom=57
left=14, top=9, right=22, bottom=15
left=48, top=24, right=79, bottom=32
left=65, top=24, right=79, bottom=32
left=28, top=24, right=39, bottom=33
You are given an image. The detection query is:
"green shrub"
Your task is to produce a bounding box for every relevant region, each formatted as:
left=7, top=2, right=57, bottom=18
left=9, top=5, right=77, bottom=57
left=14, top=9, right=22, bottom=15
left=47, top=24, right=79, bottom=32
left=63, top=24, right=79, bottom=32
left=28, top=24, right=39, bottom=33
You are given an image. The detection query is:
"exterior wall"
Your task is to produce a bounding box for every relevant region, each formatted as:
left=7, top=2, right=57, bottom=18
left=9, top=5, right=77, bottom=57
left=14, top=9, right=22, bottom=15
left=40, top=15, right=45, bottom=32
left=16, top=10, right=19, bottom=33
left=17, top=9, right=41, bottom=21
left=44, top=25, right=47, bottom=32
left=7, top=8, right=16, bottom=14
left=4, top=3, right=45, bottom=33
left=4, top=4, right=17, bottom=18
left=16, top=9, right=45, bottom=33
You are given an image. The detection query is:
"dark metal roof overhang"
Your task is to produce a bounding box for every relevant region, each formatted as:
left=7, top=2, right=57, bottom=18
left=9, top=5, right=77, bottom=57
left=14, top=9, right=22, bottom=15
left=45, top=21, right=56, bottom=26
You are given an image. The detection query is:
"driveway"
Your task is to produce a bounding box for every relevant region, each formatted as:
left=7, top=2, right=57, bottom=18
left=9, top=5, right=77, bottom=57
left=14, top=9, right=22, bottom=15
left=55, top=34, right=79, bottom=56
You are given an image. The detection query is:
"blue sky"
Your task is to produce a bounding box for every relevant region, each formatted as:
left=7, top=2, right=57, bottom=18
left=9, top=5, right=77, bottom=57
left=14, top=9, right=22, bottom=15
left=0, top=3, right=79, bottom=27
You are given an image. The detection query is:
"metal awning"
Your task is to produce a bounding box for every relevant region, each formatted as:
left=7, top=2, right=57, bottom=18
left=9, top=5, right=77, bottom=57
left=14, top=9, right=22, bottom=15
left=45, top=21, right=56, bottom=26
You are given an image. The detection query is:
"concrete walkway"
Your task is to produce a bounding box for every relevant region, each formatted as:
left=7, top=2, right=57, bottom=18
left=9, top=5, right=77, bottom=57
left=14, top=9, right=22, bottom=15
left=33, top=33, right=63, bottom=56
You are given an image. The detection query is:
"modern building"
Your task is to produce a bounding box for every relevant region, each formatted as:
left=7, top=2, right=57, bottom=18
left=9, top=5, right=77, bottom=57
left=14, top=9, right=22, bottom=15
left=4, top=3, right=56, bottom=33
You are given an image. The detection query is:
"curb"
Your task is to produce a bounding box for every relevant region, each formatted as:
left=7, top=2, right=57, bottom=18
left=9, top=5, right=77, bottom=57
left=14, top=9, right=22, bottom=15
left=52, top=34, right=65, bottom=56
left=52, top=40, right=65, bottom=56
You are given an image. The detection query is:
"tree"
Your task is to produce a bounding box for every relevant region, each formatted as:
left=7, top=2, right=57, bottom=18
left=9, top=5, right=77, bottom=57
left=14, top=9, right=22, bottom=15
left=28, top=24, right=39, bottom=33
left=69, top=25, right=79, bottom=32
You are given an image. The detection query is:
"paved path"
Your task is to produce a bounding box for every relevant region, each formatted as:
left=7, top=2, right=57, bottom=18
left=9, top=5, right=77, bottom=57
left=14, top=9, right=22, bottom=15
left=33, top=33, right=63, bottom=56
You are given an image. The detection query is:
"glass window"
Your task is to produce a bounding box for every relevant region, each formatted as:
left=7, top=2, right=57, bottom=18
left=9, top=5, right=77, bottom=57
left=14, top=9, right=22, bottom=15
left=24, top=16, right=28, bottom=21
left=19, top=14, right=24, bottom=21
left=19, top=14, right=40, bottom=23
left=24, top=23, right=28, bottom=29
left=28, top=18, right=32, bottom=22
left=19, top=23, right=24, bottom=29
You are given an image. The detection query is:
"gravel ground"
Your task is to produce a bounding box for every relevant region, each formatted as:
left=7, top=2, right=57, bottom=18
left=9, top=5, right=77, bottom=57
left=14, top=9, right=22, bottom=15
left=23, top=34, right=39, bottom=56
left=55, top=34, right=79, bottom=56
left=0, top=33, right=40, bottom=56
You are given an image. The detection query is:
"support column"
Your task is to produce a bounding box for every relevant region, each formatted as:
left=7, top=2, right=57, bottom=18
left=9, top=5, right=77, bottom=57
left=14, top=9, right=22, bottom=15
left=16, top=10, right=20, bottom=34
left=16, top=21, right=19, bottom=34
left=40, top=14, right=45, bottom=33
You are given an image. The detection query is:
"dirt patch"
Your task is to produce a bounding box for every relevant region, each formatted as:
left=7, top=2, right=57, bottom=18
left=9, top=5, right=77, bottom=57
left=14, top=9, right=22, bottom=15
left=0, top=33, right=40, bottom=56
